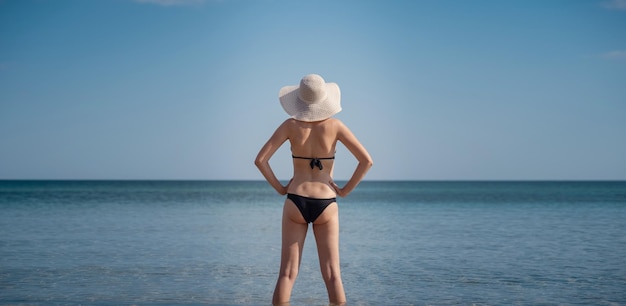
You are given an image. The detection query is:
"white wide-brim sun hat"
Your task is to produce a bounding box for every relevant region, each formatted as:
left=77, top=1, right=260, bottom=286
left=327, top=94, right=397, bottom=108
left=279, top=74, right=341, bottom=122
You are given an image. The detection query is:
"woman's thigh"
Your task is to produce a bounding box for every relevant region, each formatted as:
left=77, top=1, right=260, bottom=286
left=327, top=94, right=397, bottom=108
left=280, top=200, right=309, bottom=265
left=312, top=203, right=340, bottom=265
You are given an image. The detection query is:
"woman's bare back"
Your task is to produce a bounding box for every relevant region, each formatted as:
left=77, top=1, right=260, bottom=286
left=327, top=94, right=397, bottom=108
left=286, top=118, right=340, bottom=198
left=255, top=116, right=371, bottom=198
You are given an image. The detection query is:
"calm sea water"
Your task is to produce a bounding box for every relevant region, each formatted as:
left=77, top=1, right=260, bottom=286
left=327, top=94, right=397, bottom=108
left=1, top=180, right=625, bottom=305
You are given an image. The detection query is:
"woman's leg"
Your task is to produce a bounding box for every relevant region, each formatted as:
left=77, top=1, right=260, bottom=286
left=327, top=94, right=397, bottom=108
left=313, top=203, right=346, bottom=305
left=273, top=199, right=308, bottom=305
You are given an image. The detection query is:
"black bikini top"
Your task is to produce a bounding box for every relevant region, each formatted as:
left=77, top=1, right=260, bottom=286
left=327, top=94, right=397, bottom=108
left=292, top=155, right=335, bottom=170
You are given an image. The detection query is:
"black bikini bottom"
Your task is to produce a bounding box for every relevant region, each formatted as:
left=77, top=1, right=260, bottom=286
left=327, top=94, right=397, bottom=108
left=287, top=193, right=337, bottom=223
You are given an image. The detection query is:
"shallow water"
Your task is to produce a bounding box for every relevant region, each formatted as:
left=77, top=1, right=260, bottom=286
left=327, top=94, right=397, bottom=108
left=1, top=180, right=625, bottom=305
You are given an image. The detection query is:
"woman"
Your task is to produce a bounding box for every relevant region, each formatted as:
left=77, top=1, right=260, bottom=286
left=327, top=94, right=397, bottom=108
left=255, top=74, right=373, bottom=305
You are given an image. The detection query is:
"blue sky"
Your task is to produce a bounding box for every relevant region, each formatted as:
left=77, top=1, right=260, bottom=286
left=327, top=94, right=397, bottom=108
left=1, top=0, right=625, bottom=180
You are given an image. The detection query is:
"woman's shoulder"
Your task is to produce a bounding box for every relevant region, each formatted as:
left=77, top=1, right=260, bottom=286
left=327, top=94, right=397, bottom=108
left=278, top=118, right=345, bottom=130
left=278, top=118, right=298, bottom=128
left=324, top=117, right=344, bottom=125
left=325, top=117, right=347, bottom=129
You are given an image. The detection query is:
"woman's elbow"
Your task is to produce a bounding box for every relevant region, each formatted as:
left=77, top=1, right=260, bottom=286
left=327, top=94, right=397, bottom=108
left=254, top=157, right=263, bottom=168
left=362, top=158, right=373, bottom=169
left=254, top=156, right=267, bottom=169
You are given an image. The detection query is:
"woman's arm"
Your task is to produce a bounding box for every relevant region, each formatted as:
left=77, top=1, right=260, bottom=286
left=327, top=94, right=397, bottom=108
left=330, top=120, right=373, bottom=197
left=255, top=120, right=291, bottom=195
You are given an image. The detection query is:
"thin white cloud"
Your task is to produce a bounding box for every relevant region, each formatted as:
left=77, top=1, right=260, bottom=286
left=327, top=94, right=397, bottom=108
left=602, top=0, right=626, bottom=10
left=134, top=0, right=206, bottom=6
left=601, top=50, right=626, bottom=60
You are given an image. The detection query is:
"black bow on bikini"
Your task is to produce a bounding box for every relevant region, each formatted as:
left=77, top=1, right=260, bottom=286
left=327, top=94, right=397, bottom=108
left=292, top=155, right=335, bottom=170
left=310, top=158, right=323, bottom=170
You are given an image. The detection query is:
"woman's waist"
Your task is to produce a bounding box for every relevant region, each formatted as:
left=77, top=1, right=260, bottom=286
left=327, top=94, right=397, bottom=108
left=287, top=179, right=335, bottom=198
